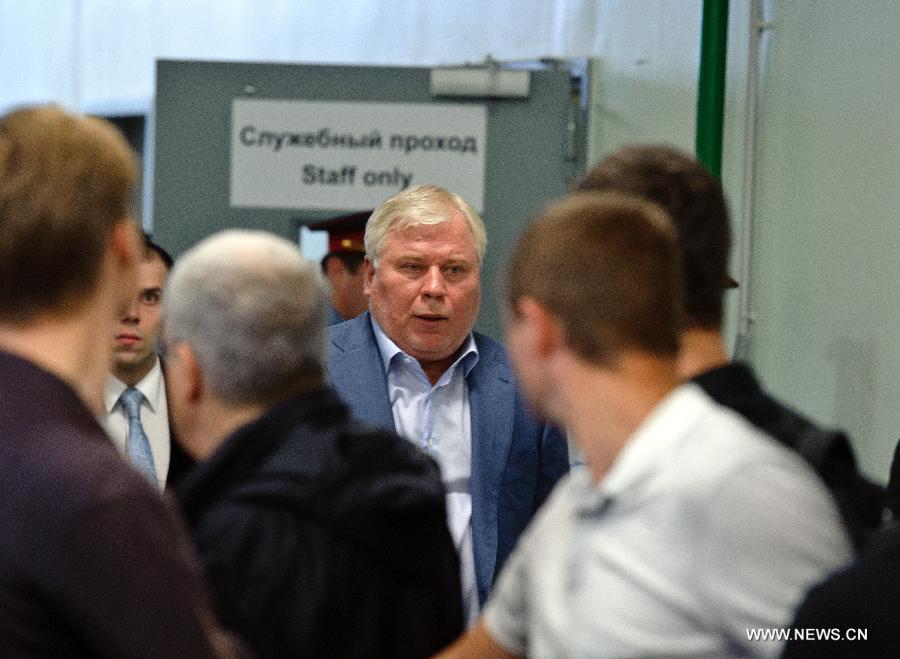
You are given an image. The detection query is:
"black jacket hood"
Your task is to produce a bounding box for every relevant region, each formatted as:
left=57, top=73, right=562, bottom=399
left=177, top=387, right=451, bottom=576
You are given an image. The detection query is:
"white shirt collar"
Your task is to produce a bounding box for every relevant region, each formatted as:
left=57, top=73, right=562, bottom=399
left=370, top=316, right=479, bottom=381
left=105, top=357, right=165, bottom=414
left=574, top=383, right=711, bottom=509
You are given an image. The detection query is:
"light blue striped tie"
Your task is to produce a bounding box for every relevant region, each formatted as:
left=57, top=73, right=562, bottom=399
left=119, top=387, right=158, bottom=486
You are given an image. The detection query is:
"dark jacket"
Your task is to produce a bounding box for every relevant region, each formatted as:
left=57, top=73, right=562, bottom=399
left=694, top=361, right=885, bottom=549
left=781, top=526, right=900, bottom=658
left=0, top=351, right=224, bottom=658
left=177, top=386, right=464, bottom=658
left=886, top=438, right=900, bottom=519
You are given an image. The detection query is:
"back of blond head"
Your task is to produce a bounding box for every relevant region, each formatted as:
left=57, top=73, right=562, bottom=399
left=0, top=104, right=137, bottom=323
left=507, top=192, right=683, bottom=365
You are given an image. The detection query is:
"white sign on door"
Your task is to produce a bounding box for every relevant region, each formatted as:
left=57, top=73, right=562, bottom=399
left=230, top=98, right=487, bottom=211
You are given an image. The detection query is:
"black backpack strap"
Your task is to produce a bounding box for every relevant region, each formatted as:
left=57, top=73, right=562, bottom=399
left=794, top=426, right=886, bottom=549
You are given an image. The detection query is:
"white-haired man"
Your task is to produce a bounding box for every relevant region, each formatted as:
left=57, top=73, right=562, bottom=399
left=164, top=229, right=463, bottom=658
left=327, top=185, right=570, bottom=623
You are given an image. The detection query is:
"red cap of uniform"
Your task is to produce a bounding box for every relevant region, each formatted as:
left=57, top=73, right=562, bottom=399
left=307, top=210, right=371, bottom=254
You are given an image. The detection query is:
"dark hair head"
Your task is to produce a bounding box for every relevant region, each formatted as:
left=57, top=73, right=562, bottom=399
left=320, top=251, right=365, bottom=275
left=507, top=192, right=682, bottom=365
left=0, top=104, right=136, bottom=323
left=143, top=233, right=174, bottom=270
left=577, top=145, right=731, bottom=329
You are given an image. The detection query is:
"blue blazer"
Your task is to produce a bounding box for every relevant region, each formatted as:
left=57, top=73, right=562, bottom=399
left=327, top=313, right=569, bottom=604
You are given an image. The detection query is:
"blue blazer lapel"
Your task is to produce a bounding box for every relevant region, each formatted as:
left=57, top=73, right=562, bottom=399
left=468, top=334, right=516, bottom=603
left=327, top=313, right=395, bottom=430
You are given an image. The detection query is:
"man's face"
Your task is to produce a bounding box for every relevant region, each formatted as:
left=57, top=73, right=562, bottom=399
left=326, top=255, right=368, bottom=321
left=111, top=253, right=168, bottom=384
left=504, top=303, right=549, bottom=420
left=365, top=211, right=480, bottom=371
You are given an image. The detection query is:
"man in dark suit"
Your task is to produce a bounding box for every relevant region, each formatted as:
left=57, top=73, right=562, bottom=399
left=327, top=184, right=570, bottom=622
left=104, top=235, right=194, bottom=487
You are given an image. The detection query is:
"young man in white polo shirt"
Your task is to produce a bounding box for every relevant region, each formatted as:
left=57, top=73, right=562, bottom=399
left=438, top=193, right=852, bottom=658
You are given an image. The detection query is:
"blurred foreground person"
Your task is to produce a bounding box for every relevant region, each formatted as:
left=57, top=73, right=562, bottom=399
left=166, top=230, right=463, bottom=657
left=0, top=105, right=232, bottom=657
left=438, top=193, right=851, bottom=658
left=578, top=145, right=884, bottom=548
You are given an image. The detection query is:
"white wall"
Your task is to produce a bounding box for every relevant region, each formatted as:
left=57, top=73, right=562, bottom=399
left=585, top=0, right=900, bottom=482
left=748, top=0, right=900, bottom=481
left=582, top=0, right=755, bottom=356
left=0, top=0, right=604, bottom=114
left=586, top=0, right=703, bottom=161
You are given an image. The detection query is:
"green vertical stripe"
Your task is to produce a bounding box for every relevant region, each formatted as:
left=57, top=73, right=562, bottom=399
left=696, top=0, right=730, bottom=178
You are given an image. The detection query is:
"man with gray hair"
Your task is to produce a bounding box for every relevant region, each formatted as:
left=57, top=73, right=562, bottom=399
left=165, top=229, right=463, bottom=657
left=327, top=185, right=569, bottom=623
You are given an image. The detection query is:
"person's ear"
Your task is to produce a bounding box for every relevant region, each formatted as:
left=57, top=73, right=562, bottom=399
left=105, top=219, right=141, bottom=318
left=110, top=218, right=140, bottom=271
left=174, top=342, right=204, bottom=403
left=362, top=256, right=376, bottom=295
left=515, top=297, right=565, bottom=359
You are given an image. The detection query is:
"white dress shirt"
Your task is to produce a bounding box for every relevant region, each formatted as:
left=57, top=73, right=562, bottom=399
left=104, top=358, right=171, bottom=488
left=372, top=318, right=481, bottom=626
left=484, top=383, right=853, bottom=658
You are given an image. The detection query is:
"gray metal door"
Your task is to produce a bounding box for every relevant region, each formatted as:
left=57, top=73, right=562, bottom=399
left=154, top=60, right=584, bottom=339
